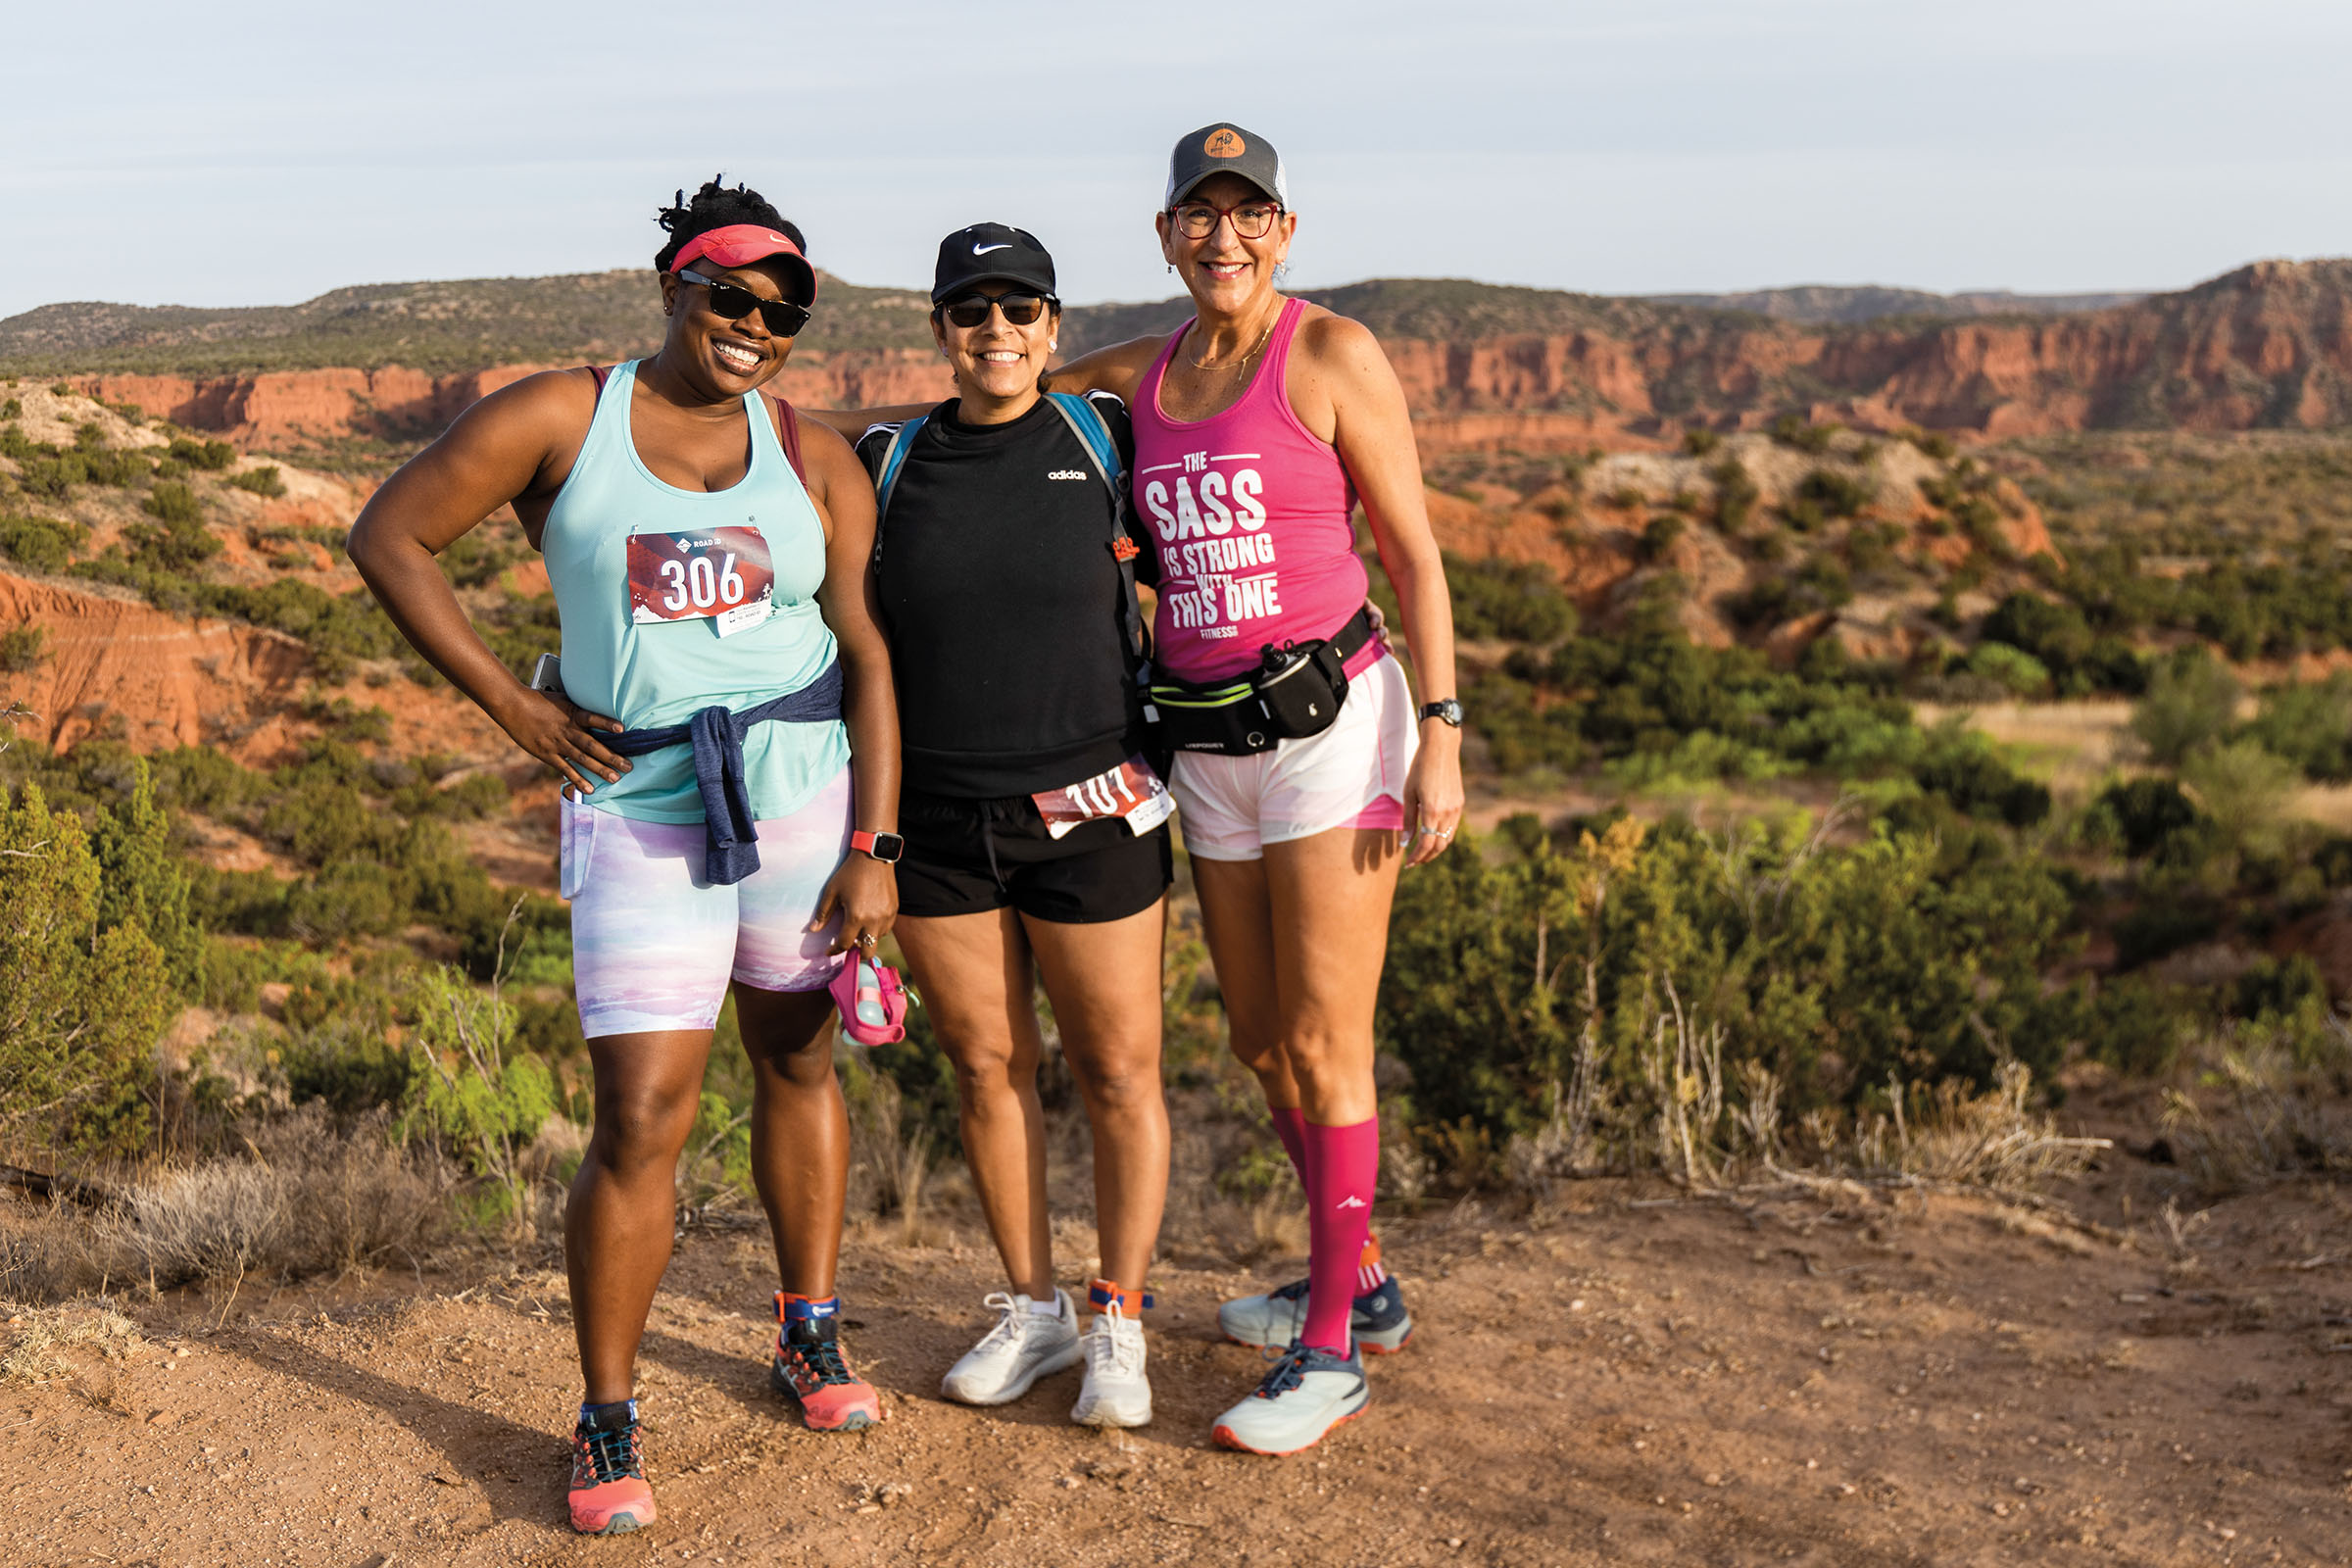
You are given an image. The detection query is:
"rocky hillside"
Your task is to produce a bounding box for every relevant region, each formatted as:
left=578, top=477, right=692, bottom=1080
left=9, top=259, right=2348, bottom=454
left=1642, top=284, right=2142, bottom=324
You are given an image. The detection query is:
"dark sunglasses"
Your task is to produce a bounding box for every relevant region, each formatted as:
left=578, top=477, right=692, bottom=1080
left=676, top=270, right=811, bottom=337
left=939, top=291, right=1055, bottom=329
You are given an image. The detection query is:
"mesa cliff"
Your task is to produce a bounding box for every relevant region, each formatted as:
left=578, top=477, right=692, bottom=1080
left=50, top=260, right=2351, bottom=455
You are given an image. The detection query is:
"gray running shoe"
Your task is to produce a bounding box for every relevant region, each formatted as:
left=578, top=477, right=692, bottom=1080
left=1210, top=1344, right=1370, bottom=1455
left=1217, top=1275, right=1414, bottom=1354
left=940, top=1290, right=1081, bottom=1405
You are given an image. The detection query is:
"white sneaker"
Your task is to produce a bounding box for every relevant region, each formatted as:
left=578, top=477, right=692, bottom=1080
left=1070, top=1306, right=1152, bottom=1428
left=940, top=1290, right=1081, bottom=1405
left=1210, top=1344, right=1369, bottom=1455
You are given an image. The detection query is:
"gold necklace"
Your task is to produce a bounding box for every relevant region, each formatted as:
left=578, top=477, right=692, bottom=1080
left=1189, top=311, right=1279, bottom=372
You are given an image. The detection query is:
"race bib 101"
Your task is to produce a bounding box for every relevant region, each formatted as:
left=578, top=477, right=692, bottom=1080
left=627, top=526, right=775, bottom=637
left=1032, top=755, right=1175, bottom=841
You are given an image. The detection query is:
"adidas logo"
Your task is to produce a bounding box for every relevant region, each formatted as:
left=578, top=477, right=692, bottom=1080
left=1047, top=469, right=1089, bottom=481
left=1335, top=1196, right=1368, bottom=1210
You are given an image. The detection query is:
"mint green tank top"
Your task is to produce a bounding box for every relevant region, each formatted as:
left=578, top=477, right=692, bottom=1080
left=542, top=360, right=849, bottom=823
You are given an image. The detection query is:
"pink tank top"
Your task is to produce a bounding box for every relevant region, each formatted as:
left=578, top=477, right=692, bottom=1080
left=1132, top=297, right=1377, bottom=683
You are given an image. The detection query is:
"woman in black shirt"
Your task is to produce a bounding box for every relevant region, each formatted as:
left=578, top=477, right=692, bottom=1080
left=838, top=225, right=1170, bottom=1428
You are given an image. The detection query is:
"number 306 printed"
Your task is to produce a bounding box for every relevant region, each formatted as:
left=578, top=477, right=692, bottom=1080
left=626, top=526, right=777, bottom=626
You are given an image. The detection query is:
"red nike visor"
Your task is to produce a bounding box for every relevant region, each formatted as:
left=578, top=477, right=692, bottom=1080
left=670, top=225, right=816, bottom=305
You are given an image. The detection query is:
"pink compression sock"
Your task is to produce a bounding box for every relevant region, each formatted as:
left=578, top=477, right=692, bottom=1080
left=1299, top=1117, right=1380, bottom=1355
left=1270, top=1106, right=1308, bottom=1191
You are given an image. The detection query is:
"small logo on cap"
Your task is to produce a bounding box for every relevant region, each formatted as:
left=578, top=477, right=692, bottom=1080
left=973, top=242, right=1012, bottom=255
left=1205, top=128, right=1246, bottom=158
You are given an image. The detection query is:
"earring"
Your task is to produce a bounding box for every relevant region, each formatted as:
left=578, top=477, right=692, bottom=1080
left=1049, top=340, right=1058, bottom=351
left=1166, top=264, right=1174, bottom=274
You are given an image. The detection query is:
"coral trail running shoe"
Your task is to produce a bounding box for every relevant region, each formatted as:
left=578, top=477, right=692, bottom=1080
left=770, top=1293, right=883, bottom=1432
left=1218, top=1273, right=1414, bottom=1354
left=940, top=1289, right=1081, bottom=1406
left=1211, top=1343, right=1370, bottom=1456
left=568, top=1398, right=655, bottom=1535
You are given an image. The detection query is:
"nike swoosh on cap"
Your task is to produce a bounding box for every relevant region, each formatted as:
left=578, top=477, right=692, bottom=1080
left=973, top=243, right=1013, bottom=255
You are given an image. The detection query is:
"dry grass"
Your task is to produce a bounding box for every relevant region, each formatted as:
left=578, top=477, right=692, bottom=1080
left=843, top=1069, right=935, bottom=1248
left=0, top=1300, right=141, bottom=1384
left=2157, top=1019, right=2352, bottom=1193
left=1911, top=699, right=2138, bottom=789
left=0, top=1202, right=105, bottom=1304
left=94, top=1106, right=447, bottom=1293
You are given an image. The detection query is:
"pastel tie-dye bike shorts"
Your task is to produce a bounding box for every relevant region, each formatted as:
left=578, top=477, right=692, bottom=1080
left=561, top=765, right=852, bottom=1038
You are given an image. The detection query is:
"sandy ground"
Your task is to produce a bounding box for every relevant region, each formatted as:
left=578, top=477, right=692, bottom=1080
left=8, top=1159, right=2352, bottom=1568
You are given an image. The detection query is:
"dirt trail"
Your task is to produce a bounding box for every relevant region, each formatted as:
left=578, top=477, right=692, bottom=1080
left=9, top=1172, right=2352, bottom=1568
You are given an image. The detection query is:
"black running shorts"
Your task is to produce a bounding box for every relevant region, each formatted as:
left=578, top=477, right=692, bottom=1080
left=896, top=789, right=1172, bottom=924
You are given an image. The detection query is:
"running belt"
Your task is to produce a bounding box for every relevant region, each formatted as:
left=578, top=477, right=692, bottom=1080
left=605, top=660, right=844, bottom=885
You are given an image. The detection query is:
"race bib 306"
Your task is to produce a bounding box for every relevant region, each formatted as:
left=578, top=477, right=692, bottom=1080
left=627, top=526, right=775, bottom=637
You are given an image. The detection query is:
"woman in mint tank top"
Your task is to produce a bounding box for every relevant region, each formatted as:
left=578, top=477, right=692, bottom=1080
left=1047, top=123, right=1465, bottom=1457
left=349, top=178, right=903, bottom=1537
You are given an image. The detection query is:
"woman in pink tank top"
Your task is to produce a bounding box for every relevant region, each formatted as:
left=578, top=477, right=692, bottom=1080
left=1053, top=122, right=1462, bottom=1455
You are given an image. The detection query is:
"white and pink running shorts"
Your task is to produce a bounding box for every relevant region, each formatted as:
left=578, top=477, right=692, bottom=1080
left=563, top=765, right=851, bottom=1038
left=1170, top=654, right=1419, bottom=861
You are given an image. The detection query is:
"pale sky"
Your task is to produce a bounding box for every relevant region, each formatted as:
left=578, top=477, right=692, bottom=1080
left=4, top=0, right=2349, bottom=319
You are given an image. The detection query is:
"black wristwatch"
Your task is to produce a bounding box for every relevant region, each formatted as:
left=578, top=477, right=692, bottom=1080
left=849, top=829, right=905, bottom=864
left=1418, top=699, right=1464, bottom=728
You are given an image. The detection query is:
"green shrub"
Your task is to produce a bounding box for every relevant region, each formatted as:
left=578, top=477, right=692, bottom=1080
left=166, top=436, right=237, bottom=471
left=222, top=466, right=286, bottom=498
left=1681, top=428, right=1721, bottom=457
left=2096, top=777, right=2202, bottom=858
left=2178, top=739, right=2298, bottom=859
left=2245, top=673, right=2352, bottom=781
left=1795, top=467, right=1871, bottom=518
left=143, top=481, right=202, bottom=525
left=1899, top=426, right=1957, bottom=462
left=2112, top=901, right=2222, bottom=968
left=2132, top=651, right=2241, bottom=766
left=1770, top=414, right=1841, bottom=454
left=1377, top=814, right=2079, bottom=1152
left=1445, top=553, right=1577, bottom=643
left=1845, top=521, right=1904, bottom=576
left=1639, top=514, right=1686, bottom=564
left=0, top=625, right=44, bottom=673
left=286, top=862, right=406, bottom=944
left=1711, top=457, right=1759, bottom=533
left=0, top=514, right=87, bottom=571
left=0, top=784, right=173, bottom=1155
left=1964, top=641, right=2053, bottom=698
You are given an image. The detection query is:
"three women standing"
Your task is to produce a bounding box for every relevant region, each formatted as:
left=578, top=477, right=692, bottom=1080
left=356, top=115, right=1462, bottom=1538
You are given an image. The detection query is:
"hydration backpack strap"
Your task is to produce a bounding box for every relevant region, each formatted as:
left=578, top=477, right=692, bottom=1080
left=869, top=416, right=927, bottom=564
left=1042, top=392, right=1149, bottom=663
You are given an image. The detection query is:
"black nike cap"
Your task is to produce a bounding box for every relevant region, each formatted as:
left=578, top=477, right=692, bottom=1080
left=1163, top=122, right=1290, bottom=209
left=931, top=222, right=1057, bottom=305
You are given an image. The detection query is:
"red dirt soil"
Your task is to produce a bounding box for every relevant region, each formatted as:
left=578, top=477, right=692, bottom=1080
left=8, top=1171, right=2352, bottom=1568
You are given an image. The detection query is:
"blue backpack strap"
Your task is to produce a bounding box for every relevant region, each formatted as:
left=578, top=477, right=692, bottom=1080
left=1042, top=391, right=1123, bottom=495
left=869, top=416, right=926, bottom=562
left=1043, top=392, right=1149, bottom=665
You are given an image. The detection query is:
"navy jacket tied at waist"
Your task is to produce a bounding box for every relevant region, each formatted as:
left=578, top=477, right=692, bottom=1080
left=603, top=660, right=846, bottom=886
